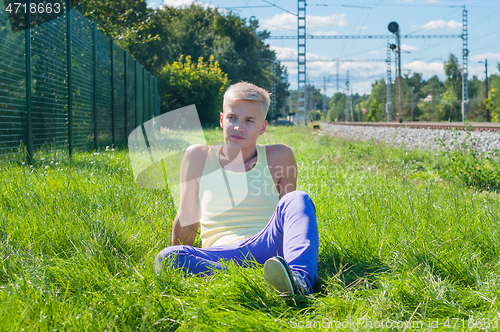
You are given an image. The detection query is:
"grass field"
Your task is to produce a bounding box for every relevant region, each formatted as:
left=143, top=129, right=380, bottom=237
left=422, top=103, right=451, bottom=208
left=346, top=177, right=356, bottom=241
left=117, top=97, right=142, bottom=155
left=1, top=126, right=500, bottom=331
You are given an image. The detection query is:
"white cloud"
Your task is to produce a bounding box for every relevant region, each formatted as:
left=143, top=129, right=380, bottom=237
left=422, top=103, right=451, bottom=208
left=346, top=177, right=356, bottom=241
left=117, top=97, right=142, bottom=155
left=355, top=25, right=369, bottom=31
left=261, top=13, right=348, bottom=31
left=271, top=46, right=332, bottom=63
left=161, top=0, right=215, bottom=9
left=470, top=53, right=500, bottom=61
left=401, top=44, right=419, bottom=52
left=402, top=61, right=443, bottom=77
left=368, top=50, right=380, bottom=55
left=310, top=30, right=339, bottom=36
left=427, top=0, right=441, bottom=3
left=412, top=20, right=462, bottom=30
left=271, top=46, right=298, bottom=62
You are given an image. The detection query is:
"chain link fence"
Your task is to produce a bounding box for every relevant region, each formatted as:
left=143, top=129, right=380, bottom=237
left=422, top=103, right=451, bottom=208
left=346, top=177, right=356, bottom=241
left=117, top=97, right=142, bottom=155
left=0, top=1, right=159, bottom=164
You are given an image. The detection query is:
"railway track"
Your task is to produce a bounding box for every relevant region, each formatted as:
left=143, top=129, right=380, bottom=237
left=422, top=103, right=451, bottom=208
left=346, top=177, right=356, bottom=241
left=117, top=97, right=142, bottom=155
left=326, top=121, right=500, bottom=132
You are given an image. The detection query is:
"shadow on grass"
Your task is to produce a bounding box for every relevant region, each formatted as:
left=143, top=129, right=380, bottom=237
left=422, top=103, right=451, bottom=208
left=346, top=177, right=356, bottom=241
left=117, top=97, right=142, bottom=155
left=314, top=248, right=391, bottom=295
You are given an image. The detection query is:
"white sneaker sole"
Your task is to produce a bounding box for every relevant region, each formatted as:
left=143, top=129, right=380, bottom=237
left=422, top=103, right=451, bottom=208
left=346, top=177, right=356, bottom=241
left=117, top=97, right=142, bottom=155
left=263, top=257, right=294, bottom=294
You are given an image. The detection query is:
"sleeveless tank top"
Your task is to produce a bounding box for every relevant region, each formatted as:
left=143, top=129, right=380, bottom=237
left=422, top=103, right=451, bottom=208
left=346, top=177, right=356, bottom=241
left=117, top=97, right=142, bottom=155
left=198, top=144, right=280, bottom=248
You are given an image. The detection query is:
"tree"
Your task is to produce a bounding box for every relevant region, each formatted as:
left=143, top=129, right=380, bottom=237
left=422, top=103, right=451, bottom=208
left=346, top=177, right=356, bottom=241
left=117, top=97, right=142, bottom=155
left=307, top=110, right=323, bottom=122
left=75, top=0, right=154, bottom=48
left=366, top=79, right=386, bottom=122
left=440, top=53, right=462, bottom=121
left=366, top=99, right=381, bottom=122
left=328, top=92, right=346, bottom=121
left=485, top=75, right=500, bottom=122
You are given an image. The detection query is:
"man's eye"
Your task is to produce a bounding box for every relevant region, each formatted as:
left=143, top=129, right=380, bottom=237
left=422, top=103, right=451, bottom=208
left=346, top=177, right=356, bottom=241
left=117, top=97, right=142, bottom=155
left=247, top=120, right=253, bottom=123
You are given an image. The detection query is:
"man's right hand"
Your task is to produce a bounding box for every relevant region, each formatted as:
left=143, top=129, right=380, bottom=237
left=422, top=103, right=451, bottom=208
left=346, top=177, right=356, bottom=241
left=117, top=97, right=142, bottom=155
left=170, top=144, right=207, bottom=246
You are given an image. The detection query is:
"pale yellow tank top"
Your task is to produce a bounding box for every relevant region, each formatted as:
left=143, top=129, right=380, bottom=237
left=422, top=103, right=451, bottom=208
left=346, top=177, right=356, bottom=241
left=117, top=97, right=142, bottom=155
left=198, top=144, right=280, bottom=248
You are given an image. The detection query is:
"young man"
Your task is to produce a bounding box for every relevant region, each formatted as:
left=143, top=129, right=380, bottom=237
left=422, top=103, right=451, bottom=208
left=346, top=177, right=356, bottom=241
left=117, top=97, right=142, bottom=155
left=155, top=82, right=319, bottom=296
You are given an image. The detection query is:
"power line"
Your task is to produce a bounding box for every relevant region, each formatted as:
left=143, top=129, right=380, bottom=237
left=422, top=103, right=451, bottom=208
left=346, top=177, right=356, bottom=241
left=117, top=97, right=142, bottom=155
left=267, top=34, right=462, bottom=39
left=260, top=0, right=297, bottom=16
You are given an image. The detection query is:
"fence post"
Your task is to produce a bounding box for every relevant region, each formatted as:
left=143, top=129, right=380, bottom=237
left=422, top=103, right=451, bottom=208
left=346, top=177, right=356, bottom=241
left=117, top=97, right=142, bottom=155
left=66, top=0, right=73, bottom=157
left=157, top=79, right=160, bottom=116
left=124, top=51, right=127, bottom=139
left=149, top=73, right=152, bottom=119
left=92, top=22, right=98, bottom=150
left=134, top=59, right=138, bottom=128
left=25, top=1, right=33, bottom=164
left=146, top=71, right=150, bottom=120
left=110, top=40, right=115, bottom=146
left=153, top=78, right=156, bottom=118
left=142, top=67, right=146, bottom=123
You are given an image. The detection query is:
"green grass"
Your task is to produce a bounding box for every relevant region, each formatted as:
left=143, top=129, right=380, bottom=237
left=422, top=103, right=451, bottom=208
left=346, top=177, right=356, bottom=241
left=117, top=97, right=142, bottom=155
left=1, top=126, right=500, bottom=331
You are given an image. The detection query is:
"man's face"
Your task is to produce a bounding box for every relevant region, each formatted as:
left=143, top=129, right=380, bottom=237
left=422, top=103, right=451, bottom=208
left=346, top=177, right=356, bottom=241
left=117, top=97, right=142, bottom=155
left=219, top=100, right=267, bottom=149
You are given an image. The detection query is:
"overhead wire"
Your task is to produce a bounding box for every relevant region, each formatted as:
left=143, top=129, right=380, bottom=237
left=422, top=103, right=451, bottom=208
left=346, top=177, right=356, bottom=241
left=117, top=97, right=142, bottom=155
left=226, top=0, right=497, bottom=95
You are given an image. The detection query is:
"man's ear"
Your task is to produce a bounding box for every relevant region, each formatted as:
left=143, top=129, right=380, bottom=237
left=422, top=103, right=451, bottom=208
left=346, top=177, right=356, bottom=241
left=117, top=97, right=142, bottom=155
left=259, top=120, right=268, bottom=135
left=219, top=112, right=223, bottom=129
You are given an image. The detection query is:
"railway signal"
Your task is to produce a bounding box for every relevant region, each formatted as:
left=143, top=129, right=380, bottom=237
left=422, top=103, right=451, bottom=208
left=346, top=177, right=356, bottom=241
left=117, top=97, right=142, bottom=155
left=388, top=22, right=403, bottom=123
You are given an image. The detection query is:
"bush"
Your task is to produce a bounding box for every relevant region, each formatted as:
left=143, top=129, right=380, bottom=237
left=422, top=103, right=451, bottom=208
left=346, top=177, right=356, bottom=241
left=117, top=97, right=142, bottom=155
left=437, top=129, right=500, bottom=191
left=307, top=110, right=323, bottom=122
left=158, top=55, right=230, bottom=124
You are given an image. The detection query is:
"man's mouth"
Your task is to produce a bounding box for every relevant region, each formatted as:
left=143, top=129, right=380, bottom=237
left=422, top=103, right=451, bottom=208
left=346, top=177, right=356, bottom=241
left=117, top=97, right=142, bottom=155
left=231, top=135, right=244, bottom=140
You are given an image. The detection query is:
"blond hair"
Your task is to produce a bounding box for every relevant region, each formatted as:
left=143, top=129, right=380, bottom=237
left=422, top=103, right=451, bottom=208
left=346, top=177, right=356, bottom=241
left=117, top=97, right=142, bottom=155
left=223, top=81, right=271, bottom=120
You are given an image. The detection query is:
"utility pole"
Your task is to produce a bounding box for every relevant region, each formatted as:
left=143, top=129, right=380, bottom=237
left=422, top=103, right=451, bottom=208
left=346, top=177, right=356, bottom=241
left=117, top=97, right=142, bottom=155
left=388, top=22, right=402, bottom=123
left=350, top=86, right=354, bottom=121
left=271, top=60, right=277, bottom=120
left=485, top=59, right=489, bottom=122
left=336, top=62, right=339, bottom=91
left=432, top=83, right=435, bottom=122
left=323, top=77, right=327, bottom=121
left=411, top=86, right=415, bottom=122
left=397, top=31, right=402, bottom=123
left=297, top=0, right=306, bottom=126
left=461, top=7, right=469, bottom=122
left=345, top=70, right=350, bottom=122
left=386, top=43, right=393, bottom=122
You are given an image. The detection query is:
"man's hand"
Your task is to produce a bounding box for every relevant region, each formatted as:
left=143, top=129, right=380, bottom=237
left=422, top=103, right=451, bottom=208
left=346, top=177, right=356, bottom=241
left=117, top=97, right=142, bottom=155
left=275, top=144, right=297, bottom=199
left=171, top=145, right=207, bottom=246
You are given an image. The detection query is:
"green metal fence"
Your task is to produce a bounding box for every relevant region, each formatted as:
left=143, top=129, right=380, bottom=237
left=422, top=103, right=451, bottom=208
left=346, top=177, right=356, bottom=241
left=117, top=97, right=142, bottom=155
left=0, top=1, right=160, bottom=164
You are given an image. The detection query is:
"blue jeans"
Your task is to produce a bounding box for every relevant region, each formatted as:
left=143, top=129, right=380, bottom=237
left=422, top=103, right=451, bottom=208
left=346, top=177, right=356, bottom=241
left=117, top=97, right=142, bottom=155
left=155, top=190, right=319, bottom=294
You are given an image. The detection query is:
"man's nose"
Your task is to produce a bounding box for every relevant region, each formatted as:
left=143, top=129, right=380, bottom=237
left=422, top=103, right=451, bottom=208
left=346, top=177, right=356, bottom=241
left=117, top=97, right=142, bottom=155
left=233, top=120, right=244, bottom=131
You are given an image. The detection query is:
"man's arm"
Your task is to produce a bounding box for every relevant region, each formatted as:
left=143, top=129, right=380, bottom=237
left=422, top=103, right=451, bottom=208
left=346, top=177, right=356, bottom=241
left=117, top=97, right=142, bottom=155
left=171, top=145, right=205, bottom=246
left=276, top=144, right=297, bottom=199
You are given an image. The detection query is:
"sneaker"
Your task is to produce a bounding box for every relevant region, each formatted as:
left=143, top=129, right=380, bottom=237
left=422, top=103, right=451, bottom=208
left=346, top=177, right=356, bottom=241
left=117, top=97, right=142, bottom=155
left=263, top=256, right=307, bottom=296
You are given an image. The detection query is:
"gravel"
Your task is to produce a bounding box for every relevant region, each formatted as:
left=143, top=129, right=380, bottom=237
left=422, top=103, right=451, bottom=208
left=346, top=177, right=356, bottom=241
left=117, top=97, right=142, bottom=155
left=319, top=122, right=500, bottom=155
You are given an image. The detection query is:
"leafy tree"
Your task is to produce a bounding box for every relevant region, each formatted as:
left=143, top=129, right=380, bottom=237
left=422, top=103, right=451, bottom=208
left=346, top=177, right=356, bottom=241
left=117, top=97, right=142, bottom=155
left=417, top=75, right=444, bottom=121
left=439, top=53, right=462, bottom=121
left=366, top=99, right=381, bottom=122
left=75, top=0, right=154, bottom=47
left=157, top=55, right=229, bottom=124
left=366, top=80, right=386, bottom=122
left=307, top=110, right=323, bottom=122
left=76, top=3, right=288, bottom=115
left=485, top=75, right=500, bottom=122
left=328, top=92, right=346, bottom=121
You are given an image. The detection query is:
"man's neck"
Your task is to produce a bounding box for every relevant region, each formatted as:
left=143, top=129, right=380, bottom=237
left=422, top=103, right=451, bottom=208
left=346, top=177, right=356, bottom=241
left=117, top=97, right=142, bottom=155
left=220, top=144, right=257, bottom=166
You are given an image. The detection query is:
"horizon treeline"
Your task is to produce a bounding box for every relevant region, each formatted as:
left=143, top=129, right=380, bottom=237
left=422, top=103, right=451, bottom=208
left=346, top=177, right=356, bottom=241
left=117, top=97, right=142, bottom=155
left=293, top=54, right=499, bottom=123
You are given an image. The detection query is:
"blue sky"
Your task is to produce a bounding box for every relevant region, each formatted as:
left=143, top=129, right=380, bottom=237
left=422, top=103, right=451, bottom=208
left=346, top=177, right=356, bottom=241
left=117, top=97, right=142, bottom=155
left=147, top=0, right=500, bottom=96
